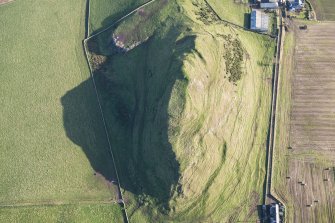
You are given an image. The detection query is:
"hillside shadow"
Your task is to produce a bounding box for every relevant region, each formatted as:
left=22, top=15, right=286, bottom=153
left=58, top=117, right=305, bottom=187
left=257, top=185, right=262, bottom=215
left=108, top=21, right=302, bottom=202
left=61, top=78, right=117, bottom=182
left=62, top=21, right=196, bottom=213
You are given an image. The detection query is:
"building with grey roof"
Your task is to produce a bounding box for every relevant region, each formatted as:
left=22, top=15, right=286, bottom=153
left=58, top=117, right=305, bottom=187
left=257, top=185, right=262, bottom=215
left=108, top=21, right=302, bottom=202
left=250, top=9, right=269, bottom=32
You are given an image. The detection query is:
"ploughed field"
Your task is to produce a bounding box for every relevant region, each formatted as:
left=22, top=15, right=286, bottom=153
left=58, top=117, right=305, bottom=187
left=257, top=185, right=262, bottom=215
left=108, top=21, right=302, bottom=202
left=287, top=22, right=335, bottom=222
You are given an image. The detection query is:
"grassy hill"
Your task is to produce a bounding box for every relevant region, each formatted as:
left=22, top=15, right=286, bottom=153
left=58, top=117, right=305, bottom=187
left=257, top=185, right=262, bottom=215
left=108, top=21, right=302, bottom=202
left=87, top=0, right=275, bottom=221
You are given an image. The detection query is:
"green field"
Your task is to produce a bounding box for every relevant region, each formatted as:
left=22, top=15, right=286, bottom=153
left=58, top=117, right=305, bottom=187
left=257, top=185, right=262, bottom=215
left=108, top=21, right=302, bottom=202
left=309, top=0, right=335, bottom=20
left=0, top=204, right=123, bottom=223
left=272, top=29, right=295, bottom=221
left=206, top=0, right=250, bottom=27
left=87, top=0, right=275, bottom=221
left=0, top=0, right=122, bottom=221
left=89, top=0, right=149, bottom=34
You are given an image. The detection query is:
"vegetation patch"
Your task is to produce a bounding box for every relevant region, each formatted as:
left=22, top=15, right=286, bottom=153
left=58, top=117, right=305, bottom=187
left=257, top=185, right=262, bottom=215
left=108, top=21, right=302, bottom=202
left=222, top=34, right=244, bottom=83
left=192, top=1, right=220, bottom=25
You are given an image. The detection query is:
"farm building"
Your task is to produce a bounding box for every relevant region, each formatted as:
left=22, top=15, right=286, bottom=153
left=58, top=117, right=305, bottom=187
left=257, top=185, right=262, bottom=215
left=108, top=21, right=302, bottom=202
left=250, top=9, right=269, bottom=32
left=260, top=0, right=279, bottom=9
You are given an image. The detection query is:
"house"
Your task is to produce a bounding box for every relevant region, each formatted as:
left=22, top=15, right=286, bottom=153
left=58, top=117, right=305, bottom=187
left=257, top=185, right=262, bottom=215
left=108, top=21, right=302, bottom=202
left=287, top=0, right=304, bottom=11
left=250, top=9, right=269, bottom=32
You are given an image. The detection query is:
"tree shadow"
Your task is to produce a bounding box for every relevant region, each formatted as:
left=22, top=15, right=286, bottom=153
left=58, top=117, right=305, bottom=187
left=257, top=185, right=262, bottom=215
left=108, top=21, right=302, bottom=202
left=62, top=19, right=196, bottom=213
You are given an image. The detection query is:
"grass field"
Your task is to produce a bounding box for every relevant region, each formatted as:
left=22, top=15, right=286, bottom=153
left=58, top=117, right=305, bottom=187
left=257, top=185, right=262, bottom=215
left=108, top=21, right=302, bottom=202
left=206, top=0, right=250, bottom=27
left=87, top=0, right=275, bottom=221
left=309, top=0, right=335, bottom=20
left=0, top=0, right=122, bottom=221
left=273, top=22, right=335, bottom=222
left=0, top=204, right=123, bottom=223
left=89, top=0, right=150, bottom=34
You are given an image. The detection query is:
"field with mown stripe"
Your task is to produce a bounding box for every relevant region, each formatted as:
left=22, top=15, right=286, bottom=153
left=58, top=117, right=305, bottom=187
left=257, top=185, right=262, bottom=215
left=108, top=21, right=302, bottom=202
left=0, top=0, right=122, bottom=221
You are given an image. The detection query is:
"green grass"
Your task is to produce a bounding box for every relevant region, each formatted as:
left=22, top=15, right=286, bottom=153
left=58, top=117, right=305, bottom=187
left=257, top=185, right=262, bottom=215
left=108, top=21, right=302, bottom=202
left=309, top=0, right=335, bottom=20
left=0, top=204, right=123, bottom=223
left=0, top=0, right=121, bottom=220
left=272, top=30, right=295, bottom=222
left=86, top=0, right=275, bottom=221
left=89, top=0, right=150, bottom=34
left=206, top=0, right=250, bottom=27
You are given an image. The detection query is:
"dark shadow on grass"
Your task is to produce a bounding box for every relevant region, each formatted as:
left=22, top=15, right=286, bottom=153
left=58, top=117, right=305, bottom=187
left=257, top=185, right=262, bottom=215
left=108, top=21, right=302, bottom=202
left=244, top=13, right=250, bottom=29
left=61, top=78, right=117, bottom=182
left=62, top=19, right=196, bottom=214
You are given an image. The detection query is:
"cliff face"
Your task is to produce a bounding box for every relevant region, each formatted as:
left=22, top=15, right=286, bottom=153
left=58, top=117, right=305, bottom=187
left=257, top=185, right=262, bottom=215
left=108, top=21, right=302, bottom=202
left=87, top=0, right=275, bottom=221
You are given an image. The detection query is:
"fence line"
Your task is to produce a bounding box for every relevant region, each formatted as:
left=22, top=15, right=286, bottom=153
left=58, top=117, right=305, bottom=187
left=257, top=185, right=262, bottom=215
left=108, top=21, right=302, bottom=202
left=86, top=0, right=156, bottom=41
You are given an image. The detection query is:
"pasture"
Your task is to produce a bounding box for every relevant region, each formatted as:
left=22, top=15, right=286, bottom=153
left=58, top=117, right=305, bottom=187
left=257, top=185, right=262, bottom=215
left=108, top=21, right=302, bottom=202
left=0, top=0, right=121, bottom=221
left=273, top=22, right=335, bottom=222
left=86, top=0, right=275, bottom=221
left=206, top=0, right=250, bottom=27
left=0, top=203, right=123, bottom=223
left=89, top=0, right=149, bottom=34
left=309, top=0, right=335, bottom=20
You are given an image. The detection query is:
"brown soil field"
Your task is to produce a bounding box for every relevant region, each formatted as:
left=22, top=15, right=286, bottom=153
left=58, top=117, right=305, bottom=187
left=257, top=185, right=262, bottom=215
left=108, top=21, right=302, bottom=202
left=286, top=22, right=335, bottom=222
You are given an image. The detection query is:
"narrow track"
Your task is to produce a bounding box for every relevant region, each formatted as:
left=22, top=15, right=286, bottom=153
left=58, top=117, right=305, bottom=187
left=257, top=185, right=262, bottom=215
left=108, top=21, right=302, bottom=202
left=264, top=9, right=283, bottom=205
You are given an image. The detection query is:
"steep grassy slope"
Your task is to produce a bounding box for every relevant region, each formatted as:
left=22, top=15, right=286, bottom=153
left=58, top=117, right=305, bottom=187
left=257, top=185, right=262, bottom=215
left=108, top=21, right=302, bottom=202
left=86, top=0, right=275, bottom=221
left=0, top=0, right=122, bottom=221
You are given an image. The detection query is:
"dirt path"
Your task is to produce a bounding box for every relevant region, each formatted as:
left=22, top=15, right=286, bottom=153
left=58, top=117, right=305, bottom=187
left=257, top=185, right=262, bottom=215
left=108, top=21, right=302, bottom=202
left=0, top=0, right=14, bottom=6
